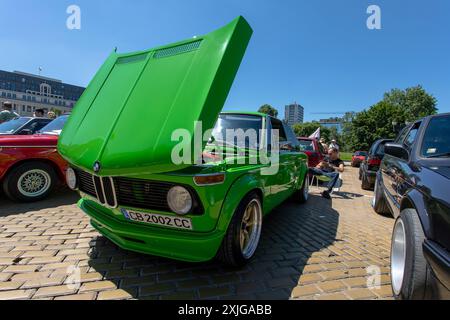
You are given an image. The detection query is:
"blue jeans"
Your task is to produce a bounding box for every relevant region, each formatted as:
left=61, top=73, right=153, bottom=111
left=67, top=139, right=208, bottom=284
left=309, top=168, right=340, bottom=193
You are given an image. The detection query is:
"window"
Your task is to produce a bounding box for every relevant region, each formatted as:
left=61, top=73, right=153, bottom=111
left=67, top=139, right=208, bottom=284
left=270, top=118, right=287, bottom=142
left=395, top=126, right=410, bottom=144
left=210, top=114, right=263, bottom=149
left=404, top=122, right=421, bottom=148
left=421, top=115, right=450, bottom=158
left=298, top=139, right=315, bottom=152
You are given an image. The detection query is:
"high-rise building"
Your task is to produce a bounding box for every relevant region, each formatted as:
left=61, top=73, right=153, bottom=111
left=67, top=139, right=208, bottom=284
left=284, top=102, right=304, bottom=126
left=0, top=70, right=85, bottom=116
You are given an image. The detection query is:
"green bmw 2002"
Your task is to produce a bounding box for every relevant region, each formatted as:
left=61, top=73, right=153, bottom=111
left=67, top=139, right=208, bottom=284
left=58, top=16, right=309, bottom=266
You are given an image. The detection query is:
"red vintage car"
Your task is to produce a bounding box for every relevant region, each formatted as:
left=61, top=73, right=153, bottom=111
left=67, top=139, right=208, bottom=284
left=0, top=115, right=69, bottom=202
left=351, top=151, right=368, bottom=167
left=297, top=137, right=327, bottom=168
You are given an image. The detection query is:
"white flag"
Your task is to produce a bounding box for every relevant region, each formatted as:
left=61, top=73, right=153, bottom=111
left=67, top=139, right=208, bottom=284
left=309, top=127, right=321, bottom=139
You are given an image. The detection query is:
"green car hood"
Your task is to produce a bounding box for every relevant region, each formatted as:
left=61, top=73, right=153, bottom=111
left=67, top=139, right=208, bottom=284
left=58, top=16, right=252, bottom=176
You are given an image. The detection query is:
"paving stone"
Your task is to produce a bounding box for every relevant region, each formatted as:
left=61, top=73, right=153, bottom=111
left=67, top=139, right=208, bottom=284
left=344, top=288, right=378, bottom=300
left=0, top=289, right=34, bottom=300
left=0, top=167, right=394, bottom=300
left=291, top=284, right=321, bottom=298
left=97, top=289, right=132, bottom=300
left=79, top=280, right=117, bottom=292
left=0, top=281, right=24, bottom=291
left=33, top=285, right=78, bottom=298
left=54, top=292, right=96, bottom=300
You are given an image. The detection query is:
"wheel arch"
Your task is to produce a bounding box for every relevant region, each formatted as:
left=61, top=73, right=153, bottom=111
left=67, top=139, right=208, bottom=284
left=2, top=158, right=64, bottom=183
left=216, top=173, right=265, bottom=234
left=400, top=190, right=432, bottom=239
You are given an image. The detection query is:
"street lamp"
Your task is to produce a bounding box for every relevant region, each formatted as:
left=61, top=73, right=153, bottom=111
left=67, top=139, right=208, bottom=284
left=392, top=121, right=398, bottom=132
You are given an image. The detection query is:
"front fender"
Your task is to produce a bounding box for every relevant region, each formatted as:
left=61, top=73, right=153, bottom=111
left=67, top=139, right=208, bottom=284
left=215, top=173, right=264, bottom=234
left=400, top=189, right=432, bottom=239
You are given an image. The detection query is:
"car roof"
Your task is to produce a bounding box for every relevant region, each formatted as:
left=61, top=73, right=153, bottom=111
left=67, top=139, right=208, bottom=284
left=417, top=112, right=450, bottom=123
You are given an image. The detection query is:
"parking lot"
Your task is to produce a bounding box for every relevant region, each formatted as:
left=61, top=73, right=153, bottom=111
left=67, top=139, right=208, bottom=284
left=0, top=166, right=394, bottom=300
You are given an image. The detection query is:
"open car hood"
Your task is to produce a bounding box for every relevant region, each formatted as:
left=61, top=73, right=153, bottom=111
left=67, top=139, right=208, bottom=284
left=58, top=16, right=252, bottom=176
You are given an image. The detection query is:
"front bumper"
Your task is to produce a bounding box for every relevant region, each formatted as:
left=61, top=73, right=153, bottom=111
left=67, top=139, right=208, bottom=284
left=79, top=198, right=225, bottom=262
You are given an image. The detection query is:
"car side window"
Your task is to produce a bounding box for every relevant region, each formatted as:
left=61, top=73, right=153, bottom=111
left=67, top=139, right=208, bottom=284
left=270, top=118, right=292, bottom=151
left=403, top=122, right=421, bottom=149
left=283, top=123, right=300, bottom=151
left=395, top=126, right=410, bottom=144
left=270, top=118, right=287, bottom=142
left=19, top=120, right=36, bottom=133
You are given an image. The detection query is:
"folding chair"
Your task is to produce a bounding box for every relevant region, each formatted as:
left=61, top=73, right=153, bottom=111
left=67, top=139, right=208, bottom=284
left=309, top=173, right=343, bottom=194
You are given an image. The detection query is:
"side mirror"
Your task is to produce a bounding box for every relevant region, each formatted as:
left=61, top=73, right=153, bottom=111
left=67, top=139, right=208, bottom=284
left=384, top=143, right=409, bottom=160
left=19, top=129, right=33, bottom=135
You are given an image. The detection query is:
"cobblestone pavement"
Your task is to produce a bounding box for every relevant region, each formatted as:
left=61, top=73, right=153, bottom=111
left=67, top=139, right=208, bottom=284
left=0, top=167, right=395, bottom=300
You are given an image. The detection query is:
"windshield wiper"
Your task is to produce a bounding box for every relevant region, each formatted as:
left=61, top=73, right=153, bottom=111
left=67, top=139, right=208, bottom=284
left=427, top=152, right=450, bottom=158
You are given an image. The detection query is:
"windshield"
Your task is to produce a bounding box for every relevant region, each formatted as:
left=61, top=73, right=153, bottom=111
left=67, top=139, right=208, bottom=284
left=298, top=139, right=315, bottom=152
left=38, top=115, right=69, bottom=135
left=0, top=117, right=29, bottom=134
left=421, top=115, right=450, bottom=158
left=355, top=151, right=367, bottom=156
left=210, top=114, right=263, bottom=149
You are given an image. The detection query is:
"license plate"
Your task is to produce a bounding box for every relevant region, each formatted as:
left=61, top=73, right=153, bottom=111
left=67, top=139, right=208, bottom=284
left=121, top=208, right=193, bottom=230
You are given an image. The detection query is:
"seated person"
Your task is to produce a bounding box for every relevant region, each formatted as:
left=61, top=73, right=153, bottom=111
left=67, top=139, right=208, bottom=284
left=309, top=148, right=344, bottom=199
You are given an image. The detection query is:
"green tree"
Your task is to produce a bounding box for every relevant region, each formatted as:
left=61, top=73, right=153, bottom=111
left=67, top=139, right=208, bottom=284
left=258, top=104, right=278, bottom=118
left=344, top=85, right=438, bottom=151
left=383, top=85, right=437, bottom=120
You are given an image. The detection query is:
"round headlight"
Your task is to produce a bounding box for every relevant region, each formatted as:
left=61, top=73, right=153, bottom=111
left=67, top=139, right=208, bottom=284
left=66, top=167, right=77, bottom=190
left=167, top=186, right=193, bottom=215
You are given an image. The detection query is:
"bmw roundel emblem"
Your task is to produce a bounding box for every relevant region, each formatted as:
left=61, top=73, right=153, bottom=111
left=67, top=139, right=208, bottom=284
left=93, top=161, right=101, bottom=173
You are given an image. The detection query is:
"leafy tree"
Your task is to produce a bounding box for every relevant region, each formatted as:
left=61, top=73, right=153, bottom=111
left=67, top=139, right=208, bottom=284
left=258, top=104, right=278, bottom=118
left=383, top=85, right=437, bottom=120
left=343, top=86, right=438, bottom=151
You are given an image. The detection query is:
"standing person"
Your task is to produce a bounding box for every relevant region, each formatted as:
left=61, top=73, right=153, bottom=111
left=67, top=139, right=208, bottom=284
left=47, top=111, right=57, bottom=119
left=329, top=139, right=339, bottom=152
left=310, top=148, right=344, bottom=199
left=319, top=138, right=329, bottom=153
left=0, top=101, right=19, bottom=124
left=34, top=109, right=45, bottom=118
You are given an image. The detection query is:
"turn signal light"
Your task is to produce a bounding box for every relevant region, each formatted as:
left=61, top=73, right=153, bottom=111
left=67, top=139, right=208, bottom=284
left=194, top=173, right=226, bottom=186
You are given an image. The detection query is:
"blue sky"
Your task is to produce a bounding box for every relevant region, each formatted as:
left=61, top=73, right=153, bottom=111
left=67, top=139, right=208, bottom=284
left=0, top=0, right=449, bottom=121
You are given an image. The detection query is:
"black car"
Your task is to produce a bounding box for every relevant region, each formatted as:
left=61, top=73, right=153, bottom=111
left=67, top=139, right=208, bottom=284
left=359, top=139, right=393, bottom=190
left=372, top=113, right=450, bottom=300
left=0, top=117, right=52, bottom=135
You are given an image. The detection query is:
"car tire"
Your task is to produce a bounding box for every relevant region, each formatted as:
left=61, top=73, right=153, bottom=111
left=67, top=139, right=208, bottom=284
left=361, top=172, right=372, bottom=190
left=2, top=161, right=57, bottom=202
left=372, top=175, right=391, bottom=216
left=391, top=209, right=428, bottom=300
left=294, top=174, right=309, bottom=204
left=217, top=192, right=263, bottom=267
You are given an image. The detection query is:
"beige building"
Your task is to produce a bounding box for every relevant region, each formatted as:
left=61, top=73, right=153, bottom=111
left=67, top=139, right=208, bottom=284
left=0, top=70, right=85, bottom=117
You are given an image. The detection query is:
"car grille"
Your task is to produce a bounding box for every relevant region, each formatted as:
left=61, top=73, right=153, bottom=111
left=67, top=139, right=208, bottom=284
left=73, top=168, right=202, bottom=214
